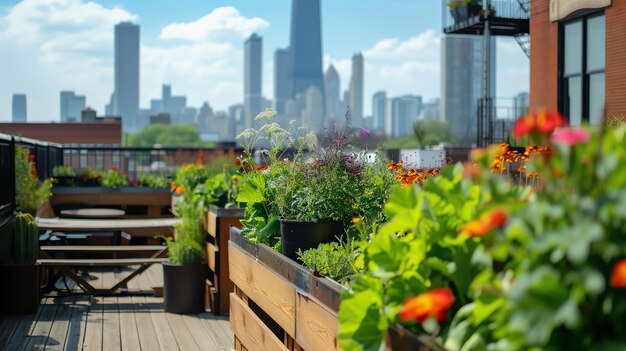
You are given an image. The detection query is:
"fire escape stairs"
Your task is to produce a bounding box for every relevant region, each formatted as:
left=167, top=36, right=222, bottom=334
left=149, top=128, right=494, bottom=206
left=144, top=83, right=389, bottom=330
left=514, top=0, right=531, bottom=58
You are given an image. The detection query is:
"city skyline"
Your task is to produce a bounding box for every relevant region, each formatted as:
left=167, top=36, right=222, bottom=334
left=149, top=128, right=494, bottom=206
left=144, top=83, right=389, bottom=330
left=0, top=0, right=529, bottom=122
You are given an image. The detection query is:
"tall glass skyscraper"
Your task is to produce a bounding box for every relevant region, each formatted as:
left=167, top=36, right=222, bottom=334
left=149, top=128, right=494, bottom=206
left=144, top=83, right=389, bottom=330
left=273, top=48, right=290, bottom=115
left=349, top=53, right=364, bottom=128
left=12, top=94, right=26, bottom=123
left=324, top=64, right=340, bottom=121
left=244, top=33, right=263, bottom=128
left=289, top=0, right=324, bottom=104
left=60, top=91, right=86, bottom=122
left=372, top=91, right=387, bottom=132
left=114, top=22, right=140, bottom=133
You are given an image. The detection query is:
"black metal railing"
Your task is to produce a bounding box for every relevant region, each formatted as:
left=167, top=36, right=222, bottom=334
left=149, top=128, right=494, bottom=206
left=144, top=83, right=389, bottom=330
left=477, top=98, right=518, bottom=147
left=13, top=136, right=63, bottom=180
left=0, top=134, right=16, bottom=227
left=443, top=0, right=530, bottom=35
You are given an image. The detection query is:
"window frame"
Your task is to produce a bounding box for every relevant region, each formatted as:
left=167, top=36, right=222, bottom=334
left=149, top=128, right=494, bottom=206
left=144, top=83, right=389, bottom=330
left=558, top=10, right=605, bottom=125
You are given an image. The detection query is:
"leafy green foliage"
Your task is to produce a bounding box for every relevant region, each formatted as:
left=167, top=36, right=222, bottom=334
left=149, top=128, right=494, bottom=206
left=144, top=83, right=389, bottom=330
left=15, top=147, right=52, bottom=212
left=139, top=173, right=170, bottom=188
left=126, top=124, right=208, bottom=147
left=298, top=240, right=360, bottom=284
left=100, top=169, right=128, bottom=188
left=168, top=195, right=205, bottom=265
left=52, top=165, right=75, bottom=177
left=0, top=213, right=39, bottom=266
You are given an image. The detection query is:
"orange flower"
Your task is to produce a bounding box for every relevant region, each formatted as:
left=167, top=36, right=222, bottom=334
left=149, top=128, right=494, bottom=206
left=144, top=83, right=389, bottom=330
left=513, top=111, right=566, bottom=138
left=175, top=186, right=185, bottom=195
left=460, top=208, right=507, bottom=238
left=254, top=164, right=269, bottom=172
left=610, top=259, right=626, bottom=288
left=352, top=217, right=361, bottom=224
left=170, top=181, right=177, bottom=192
left=232, top=175, right=239, bottom=183
left=463, top=161, right=481, bottom=179
left=399, top=288, right=455, bottom=323
left=386, top=162, right=403, bottom=172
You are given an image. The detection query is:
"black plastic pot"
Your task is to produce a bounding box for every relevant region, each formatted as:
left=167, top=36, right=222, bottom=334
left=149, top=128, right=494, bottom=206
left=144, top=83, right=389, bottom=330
left=279, top=219, right=345, bottom=261
left=387, top=325, right=430, bottom=351
left=0, top=265, right=40, bottom=315
left=162, top=262, right=206, bottom=314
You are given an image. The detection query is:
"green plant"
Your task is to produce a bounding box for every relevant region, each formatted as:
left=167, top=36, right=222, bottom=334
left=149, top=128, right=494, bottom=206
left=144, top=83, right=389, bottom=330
left=167, top=196, right=205, bottom=264
left=15, top=147, right=53, bottom=212
left=100, top=168, right=128, bottom=188
left=52, top=165, right=76, bottom=177
left=298, top=240, right=361, bottom=284
left=172, top=163, right=209, bottom=194
left=0, top=213, right=39, bottom=266
left=139, top=173, right=170, bottom=188
left=606, top=114, right=626, bottom=128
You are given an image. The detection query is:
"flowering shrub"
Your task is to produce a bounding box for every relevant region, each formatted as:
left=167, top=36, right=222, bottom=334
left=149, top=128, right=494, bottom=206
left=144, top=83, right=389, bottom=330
left=15, top=147, right=53, bottom=212
left=338, top=112, right=626, bottom=350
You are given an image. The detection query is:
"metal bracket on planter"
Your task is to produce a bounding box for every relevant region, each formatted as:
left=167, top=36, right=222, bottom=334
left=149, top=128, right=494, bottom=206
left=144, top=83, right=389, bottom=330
left=258, top=244, right=310, bottom=293
left=229, top=227, right=258, bottom=257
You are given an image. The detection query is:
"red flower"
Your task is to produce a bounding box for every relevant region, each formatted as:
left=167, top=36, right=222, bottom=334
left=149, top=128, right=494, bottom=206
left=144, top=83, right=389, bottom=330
left=513, top=111, right=567, bottom=138
left=254, top=164, right=268, bottom=172
left=399, top=288, right=455, bottom=323
left=610, top=259, right=626, bottom=289
left=235, top=158, right=241, bottom=166
left=550, top=128, right=590, bottom=145
left=460, top=208, right=507, bottom=238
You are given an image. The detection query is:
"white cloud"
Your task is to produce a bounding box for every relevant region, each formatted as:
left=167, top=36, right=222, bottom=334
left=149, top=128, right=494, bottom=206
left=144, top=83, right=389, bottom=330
left=0, top=1, right=268, bottom=122
left=325, top=29, right=442, bottom=116
left=160, top=6, right=269, bottom=42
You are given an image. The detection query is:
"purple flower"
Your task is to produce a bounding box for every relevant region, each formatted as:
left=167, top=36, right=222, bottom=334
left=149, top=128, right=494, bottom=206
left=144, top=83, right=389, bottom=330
left=361, top=129, right=371, bottom=137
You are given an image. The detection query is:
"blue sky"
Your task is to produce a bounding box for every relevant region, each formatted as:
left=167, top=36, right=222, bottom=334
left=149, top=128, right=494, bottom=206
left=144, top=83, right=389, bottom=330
left=0, top=0, right=528, bottom=121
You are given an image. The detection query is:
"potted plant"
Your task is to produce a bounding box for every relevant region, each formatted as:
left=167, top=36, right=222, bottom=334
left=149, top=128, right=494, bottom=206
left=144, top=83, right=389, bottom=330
left=448, top=0, right=481, bottom=24
left=100, top=167, right=129, bottom=189
left=52, top=165, right=77, bottom=187
left=0, top=213, right=40, bottom=314
left=15, top=147, right=53, bottom=217
left=162, top=196, right=206, bottom=314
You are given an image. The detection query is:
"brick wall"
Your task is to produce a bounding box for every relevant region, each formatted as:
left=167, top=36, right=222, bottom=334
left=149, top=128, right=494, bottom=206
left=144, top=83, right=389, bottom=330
left=529, top=0, right=559, bottom=113
left=530, top=0, right=626, bottom=118
left=605, top=1, right=626, bottom=117
left=0, top=122, right=122, bottom=145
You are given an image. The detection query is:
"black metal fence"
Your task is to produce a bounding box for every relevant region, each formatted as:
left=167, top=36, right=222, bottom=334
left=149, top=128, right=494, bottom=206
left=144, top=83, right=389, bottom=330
left=442, top=0, right=530, bottom=32
left=0, top=134, right=16, bottom=227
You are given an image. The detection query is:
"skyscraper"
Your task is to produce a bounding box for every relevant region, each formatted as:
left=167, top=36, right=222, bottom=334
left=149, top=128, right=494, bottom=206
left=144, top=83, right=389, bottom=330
left=60, top=91, right=86, bottom=122
left=372, top=91, right=387, bottom=132
left=289, top=0, right=324, bottom=102
left=12, top=94, right=26, bottom=123
left=385, top=95, right=420, bottom=138
left=274, top=48, right=290, bottom=115
left=440, top=34, right=496, bottom=145
left=244, top=33, right=263, bottom=128
left=303, top=86, right=324, bottom=132
left=349, top=53, right=364, bottom=128
left=324, top=64, right=340, bottom=122
left=114, top=22, right=140, bottom=132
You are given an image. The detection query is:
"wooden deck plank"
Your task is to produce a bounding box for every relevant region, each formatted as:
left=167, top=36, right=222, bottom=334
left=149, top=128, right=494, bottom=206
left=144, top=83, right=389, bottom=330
left=165, top=312, right=199, bottom=351
left=196, top=313, right=233, bottom=350
left=131, top=296, right=161, bottom=351
left=181, top=313, right=224, bottom=351
left=43, top=296, right=74, bottom=351
left=118, top=296, right=141, bottom=350
left=83, top=297, right=103, bottom=351
left=63, top=296, right=90, bottom=351
left=25, top=297, right=59, bottom=350
left=0, top=314, right=21, bottom=349
left=144, top=296, right=179, bottom=351
left=3, top=300, right=44, bottom=351
left=102, top=296, right=121, bottom=351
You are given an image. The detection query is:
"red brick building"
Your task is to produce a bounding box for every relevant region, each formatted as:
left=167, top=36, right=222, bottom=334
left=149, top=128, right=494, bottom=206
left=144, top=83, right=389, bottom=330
left=530, top=0, right=625, bottom=125
left=0, top=122, right=122, bottom=145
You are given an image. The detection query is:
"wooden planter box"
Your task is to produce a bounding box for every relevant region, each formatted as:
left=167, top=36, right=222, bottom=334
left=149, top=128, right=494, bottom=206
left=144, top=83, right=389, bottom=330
left=205, top=205, right=244, bottom=316
left=228, top=227, right=430, bottom=351
left=52, top=187, right=172, bottom=218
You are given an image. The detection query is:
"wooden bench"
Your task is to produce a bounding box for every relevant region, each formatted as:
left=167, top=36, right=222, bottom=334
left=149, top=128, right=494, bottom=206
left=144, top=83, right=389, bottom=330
left=38, top=245, right=168, bottom=295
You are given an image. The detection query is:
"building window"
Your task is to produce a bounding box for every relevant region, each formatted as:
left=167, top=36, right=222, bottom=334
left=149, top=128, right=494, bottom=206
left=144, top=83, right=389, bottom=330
left=560, top=12, right=605, bottom=125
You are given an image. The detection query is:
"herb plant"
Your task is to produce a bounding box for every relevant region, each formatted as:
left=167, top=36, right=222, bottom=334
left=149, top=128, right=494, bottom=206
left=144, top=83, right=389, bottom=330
left=15, top=147, right=53, bottom=213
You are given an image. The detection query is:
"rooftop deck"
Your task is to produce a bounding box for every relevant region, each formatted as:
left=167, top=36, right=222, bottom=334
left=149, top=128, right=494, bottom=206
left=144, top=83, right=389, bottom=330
left=0, top=266, right=233, bottom=350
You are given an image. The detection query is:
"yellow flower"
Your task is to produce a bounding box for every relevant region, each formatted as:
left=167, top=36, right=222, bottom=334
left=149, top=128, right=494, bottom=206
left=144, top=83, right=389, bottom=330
left=352, top=217, right=361, bottom=224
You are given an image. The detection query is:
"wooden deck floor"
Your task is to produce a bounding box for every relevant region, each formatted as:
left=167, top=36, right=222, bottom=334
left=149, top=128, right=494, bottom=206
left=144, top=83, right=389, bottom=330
left=0, top=266, right=233, bottom=351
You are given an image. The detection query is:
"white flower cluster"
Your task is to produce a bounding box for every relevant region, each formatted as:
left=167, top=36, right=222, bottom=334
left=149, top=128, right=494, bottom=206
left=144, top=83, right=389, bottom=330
left=254, top=108, right=277, bottom=122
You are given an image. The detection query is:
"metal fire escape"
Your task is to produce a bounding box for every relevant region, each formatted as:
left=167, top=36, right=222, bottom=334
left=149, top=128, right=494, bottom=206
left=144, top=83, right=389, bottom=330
left=443, top=0, right=531, bottom=147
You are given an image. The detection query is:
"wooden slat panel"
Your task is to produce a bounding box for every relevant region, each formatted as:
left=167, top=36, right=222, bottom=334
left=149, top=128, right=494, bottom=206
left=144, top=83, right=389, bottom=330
left=145, top=296, right=180, bottom=351
left=229, top=242, right=296, bottom=336
left=207, top=242, right=218, bottom=272
left=24, top=297, right=58, bottom=350
left=102, top=296, right=121, bottom=351
left=207, top=211, right=218, bottom=237
left=230, top=293, right=288, bottom=351
left=132, top=296, right=161, bottom=351
left=83, top=297, right=103, bottom=350
left=118, top=296, right=141, bottom=350
left=64, top=296, right=89, bottom=351
left=165, top=312, right=200, bottom=351
left=295, top=292, right=340, bottom=351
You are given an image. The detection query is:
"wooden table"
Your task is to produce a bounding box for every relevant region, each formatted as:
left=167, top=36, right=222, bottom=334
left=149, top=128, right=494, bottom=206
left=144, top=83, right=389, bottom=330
left=39, top=245, right=168, bottom=295
left=36, top=217, right=180, bottom=238
left=60, top=208, right=126, bottom=218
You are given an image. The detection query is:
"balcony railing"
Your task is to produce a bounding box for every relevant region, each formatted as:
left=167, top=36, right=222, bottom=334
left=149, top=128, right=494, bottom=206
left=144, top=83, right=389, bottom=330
left=443, top=0, right=530, bottom=36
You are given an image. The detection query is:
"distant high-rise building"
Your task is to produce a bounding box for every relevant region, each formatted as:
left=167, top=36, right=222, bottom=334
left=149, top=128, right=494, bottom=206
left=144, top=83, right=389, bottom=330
left=60, top=91, right=86, bottom=122
left=114, top=22, right=140, bottom=132
left=289, top=0, right=324, bottom=104
left=162, top=84, right=172, bottom=113
left=385, top=95, right=421, bottom=138
left=324, top=64, right=341, bottom=121
left=12, top=94, right=27, bottom=123
left=342, top=90, right=350, bottom=117
left=513, top=92, right=530, bottom=118
left=244, top=33, right=263, bottom=128
left=372, top=91, right=387, bottom=132
left=440, top=34, right=496, bottom=145
left=349, top=53, right=364, bottom=128
left=274, top=48, right=290, bottom=115
left=303, top=86, right=324, bottom=132
left=419, top=98, right=441, bottom=121
left=197, top=102, right=214, bottom=132
left=229, top=103, right=245, bottom=139
left=105, top=93, right=114, bottom=116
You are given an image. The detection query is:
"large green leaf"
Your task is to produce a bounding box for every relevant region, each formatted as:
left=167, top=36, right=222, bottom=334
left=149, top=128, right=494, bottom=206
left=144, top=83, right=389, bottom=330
left=338, top=289, right=388, bottom=351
